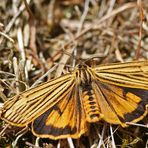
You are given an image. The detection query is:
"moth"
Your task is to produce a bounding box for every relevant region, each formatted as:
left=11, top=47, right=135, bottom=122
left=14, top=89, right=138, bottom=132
left=1, top=61, right=148, bottom=140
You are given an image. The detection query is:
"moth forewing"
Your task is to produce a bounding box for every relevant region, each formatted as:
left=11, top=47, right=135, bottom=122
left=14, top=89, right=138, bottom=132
left=94, top=61, right=148, bottom=72
left=93, top=61, right=148, bottom=89
left=1, top=73, right=74, bottom=126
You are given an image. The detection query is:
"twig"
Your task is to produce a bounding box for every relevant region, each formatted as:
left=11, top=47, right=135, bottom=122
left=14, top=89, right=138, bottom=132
left=110, top=125, right=116, bottom=148
left=0, top=31, right=14, bottom=43
left=107, top=0, right=116, bottom=14
left=0, top=124, right=9, bottom=136
left=77, top=0, right=90, bottom=35
left=135, top=0, right=145, bottom=59
left=31, top=64, right=59, bottom=87
left=26, top=141, right=41, bottom=148
left=97, top=124, right=106, bottom=148
left=35, top=137, right=40, bottom=147
left=67, top=137, right=75, bottom=148
left=126, top=122, right=148, bottom=128
left=13, top=57, right=20, bottom=94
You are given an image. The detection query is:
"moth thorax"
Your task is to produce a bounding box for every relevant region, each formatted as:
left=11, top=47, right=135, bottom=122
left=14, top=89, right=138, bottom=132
left=82, top=86, right=102, bottom=123
left=79, top=69, right=92, bottom=86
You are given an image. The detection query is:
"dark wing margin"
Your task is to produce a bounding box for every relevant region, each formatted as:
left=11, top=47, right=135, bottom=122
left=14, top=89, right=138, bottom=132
left=92, top=81, right=148, bottom=127
left=32, top=84, right=88, bottom=140
left=121, top=87, right=148, bottom=122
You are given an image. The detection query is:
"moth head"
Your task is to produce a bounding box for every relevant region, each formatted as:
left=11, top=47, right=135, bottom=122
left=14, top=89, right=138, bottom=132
left=77, top=63, right=88, bottom=69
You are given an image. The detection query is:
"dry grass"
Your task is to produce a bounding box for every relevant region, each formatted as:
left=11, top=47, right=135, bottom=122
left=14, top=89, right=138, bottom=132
left=0, top=0, right=148, bottom=147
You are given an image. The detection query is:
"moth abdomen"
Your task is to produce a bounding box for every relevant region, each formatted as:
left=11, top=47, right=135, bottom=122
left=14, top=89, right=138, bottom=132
left=82, top=85, right=102, bottom=123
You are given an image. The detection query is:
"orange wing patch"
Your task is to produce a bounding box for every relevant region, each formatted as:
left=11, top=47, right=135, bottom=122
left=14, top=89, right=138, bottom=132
left=92, top=81, right=148, bottom=126
left=32, top=85, right=88, bottom=140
